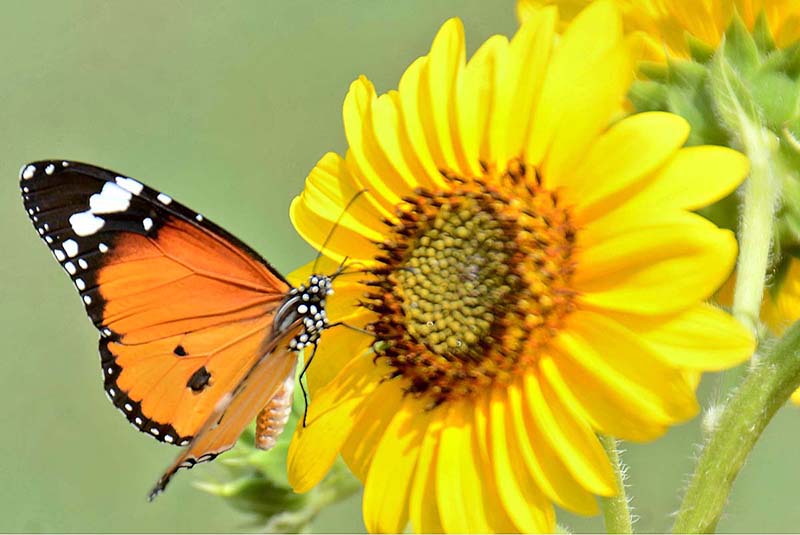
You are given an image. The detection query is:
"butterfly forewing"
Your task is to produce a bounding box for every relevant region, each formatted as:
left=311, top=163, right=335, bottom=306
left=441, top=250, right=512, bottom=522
left=20, top=161, right=293, bottom=445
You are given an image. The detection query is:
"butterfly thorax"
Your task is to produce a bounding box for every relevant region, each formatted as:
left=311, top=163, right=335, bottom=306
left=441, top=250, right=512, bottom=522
left=275, top=275, right=333, bottom=351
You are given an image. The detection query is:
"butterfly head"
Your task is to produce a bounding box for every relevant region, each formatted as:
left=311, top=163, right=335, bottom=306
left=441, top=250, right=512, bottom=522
left=283, top=275, right=334, bottom=351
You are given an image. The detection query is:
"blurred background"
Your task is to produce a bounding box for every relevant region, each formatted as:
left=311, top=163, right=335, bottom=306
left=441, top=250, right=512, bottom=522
left=2, top=1, right=799, bottom=532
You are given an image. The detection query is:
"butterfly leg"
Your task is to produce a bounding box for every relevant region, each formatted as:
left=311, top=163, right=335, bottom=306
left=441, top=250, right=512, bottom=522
left=298, top=344, right=320, bottom=428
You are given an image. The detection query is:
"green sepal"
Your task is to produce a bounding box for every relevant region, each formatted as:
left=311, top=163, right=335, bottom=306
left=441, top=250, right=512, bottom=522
left=628, top=80, right=668, bottom=112
left=708, top=40, right=762, bottom=135
left=751, top=11, right=776, bottom=53
left=722, top=13, right=760, bottom=77
left=195, top=475, right=306, bottom=519
left=638, top=60, right=669, bottom=82
left=687, top=33, right=715, bottom=63
left=659, top=58, right=729, bottom=146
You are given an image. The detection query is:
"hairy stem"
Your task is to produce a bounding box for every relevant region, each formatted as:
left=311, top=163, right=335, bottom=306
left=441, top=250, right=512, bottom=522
left=599, top=435, right=633, bottom=534
left=672, top=322, right=800, bottom=533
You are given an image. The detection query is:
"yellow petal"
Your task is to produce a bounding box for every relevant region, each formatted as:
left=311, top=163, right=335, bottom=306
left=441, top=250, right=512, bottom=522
left=627, top=145, right=749, bottom=212
left=576, top=211, right=737, bottom=315
left=555, top=310, right=699, bottom=427
left=305, top=318, right=373, bottom=396
left=341, top=379, right=405, bottom=481
left=436, top=401, right=492, bottom=533
left=471, top=392, right=519, bottom=533
left=492, top=6, right=556, bottom=168
left=457, top=34, right=506, bottom=175
left=540, top=353, right=668, bottom=441
left=458, top=34, right=509, bottom=173
left=288, top=355, right=385, bottom=492
left=526, top=0, right=625, bottom=172
left=522, top=371, right=616, bottom=496
left=399, top=57, right=449, bottom=190
left=562, top=112, right=690, bottom=221
left=409, top=412, right=445, bottom=534
left=421, top=18, right=467, bottom=175
left=508, top=375, right=599, bottom=514
left=487, top=387, right=556, bottom=532
left=363, top=396, right=429, bottom=533
left=371, top=91, right=435, bottom=192
left=290, top=152, right=384, bottom=265
left=605, top=303, right=754, bottom=371
left=343, top=77, right=412, bottom=214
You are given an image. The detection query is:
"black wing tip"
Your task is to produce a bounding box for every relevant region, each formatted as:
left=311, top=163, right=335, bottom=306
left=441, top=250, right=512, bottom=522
left=147, top=478, right=169, bottom=502
left=19, top=160, right=72, bottom=180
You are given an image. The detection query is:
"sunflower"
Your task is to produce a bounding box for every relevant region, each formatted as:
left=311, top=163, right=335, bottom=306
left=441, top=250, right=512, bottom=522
left=517, top=0, right=800, bottom=61
left=286, top=2, right=754, bottom=532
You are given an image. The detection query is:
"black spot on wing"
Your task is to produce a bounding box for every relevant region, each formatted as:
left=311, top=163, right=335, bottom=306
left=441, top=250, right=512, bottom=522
left=187, top=366, right=212, bottom=392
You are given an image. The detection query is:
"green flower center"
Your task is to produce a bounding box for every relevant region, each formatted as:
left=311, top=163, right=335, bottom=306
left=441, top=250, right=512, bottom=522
left=364, top=162, right=577, bottom=405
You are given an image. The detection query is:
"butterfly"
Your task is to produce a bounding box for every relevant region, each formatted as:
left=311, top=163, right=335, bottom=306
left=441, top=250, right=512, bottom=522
left=19, top=160, right=336, bottom=500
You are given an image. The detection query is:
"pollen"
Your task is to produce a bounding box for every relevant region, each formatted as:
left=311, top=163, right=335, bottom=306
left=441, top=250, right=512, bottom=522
left=364, top=161, right=577, bottom=405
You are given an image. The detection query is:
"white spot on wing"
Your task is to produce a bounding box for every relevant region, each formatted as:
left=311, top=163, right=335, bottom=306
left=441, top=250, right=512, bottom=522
left=157, top=193, right=172, bottom=205
left=89, top=182, right=132, bottom=214
left=54, top=249, right=66, bottom=262
left=63, top=239, right=79, bottom=257
left=98, top=243, right=109, bottom=253
left=78, top=258, right=88, bottom=270
left=21, top=165, right=35, bottom=180
left=83, top=295, right=92, bottom=305
left=45, top=236, right=53, bottom=244
left=75, top=278, right=86, bottom=290
left=195, top=214, right=204, bottom=222
left=143, top=217, right=153, bottom=231
left=69, top=211, right=105, bottom=236
left=115, top=176, right=144, bottom=195
left=45, top=164, right=55, bottom=175
left=64, top=261, right=77, bottom=275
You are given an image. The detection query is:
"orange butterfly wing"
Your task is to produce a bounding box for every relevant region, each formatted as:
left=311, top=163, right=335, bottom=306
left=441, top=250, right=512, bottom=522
left=149, top=324, right=301, bottom=499
left=20, top=161, right=293, bottom=446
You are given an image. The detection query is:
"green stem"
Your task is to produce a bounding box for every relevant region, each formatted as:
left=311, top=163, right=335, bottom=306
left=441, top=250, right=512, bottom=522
left=672, top=321, right=800, bottom=533
left=599, top=435, right=633, bottom=534
left=731, top=120, right=780, bottom=335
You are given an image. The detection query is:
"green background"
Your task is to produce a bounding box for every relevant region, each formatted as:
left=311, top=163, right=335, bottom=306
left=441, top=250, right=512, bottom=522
left=2, top=1, right=798, bottom=532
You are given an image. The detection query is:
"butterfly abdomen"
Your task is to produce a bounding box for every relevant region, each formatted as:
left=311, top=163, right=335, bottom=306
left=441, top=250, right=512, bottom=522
left=255, top=371, right=296, bottom=450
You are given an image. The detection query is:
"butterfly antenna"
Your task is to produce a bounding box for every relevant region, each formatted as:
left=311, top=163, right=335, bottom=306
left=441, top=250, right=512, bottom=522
left=312, top=188, right=369, bottom=274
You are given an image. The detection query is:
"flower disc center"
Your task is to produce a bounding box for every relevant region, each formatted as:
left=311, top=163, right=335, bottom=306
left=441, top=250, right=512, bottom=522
left=396, top=194, right=516, bottom=357
left=365, top=165, right=576, bottom=404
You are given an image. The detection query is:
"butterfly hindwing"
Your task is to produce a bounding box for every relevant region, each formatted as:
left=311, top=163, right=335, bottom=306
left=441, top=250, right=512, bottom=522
left=20, top=160, right=292, bottom=445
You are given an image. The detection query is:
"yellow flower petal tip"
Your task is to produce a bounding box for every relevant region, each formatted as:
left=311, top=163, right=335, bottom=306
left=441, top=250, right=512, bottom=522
left=517, top=0, right=800, bottom=59
left=288, top=3, right=751, bottom=532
